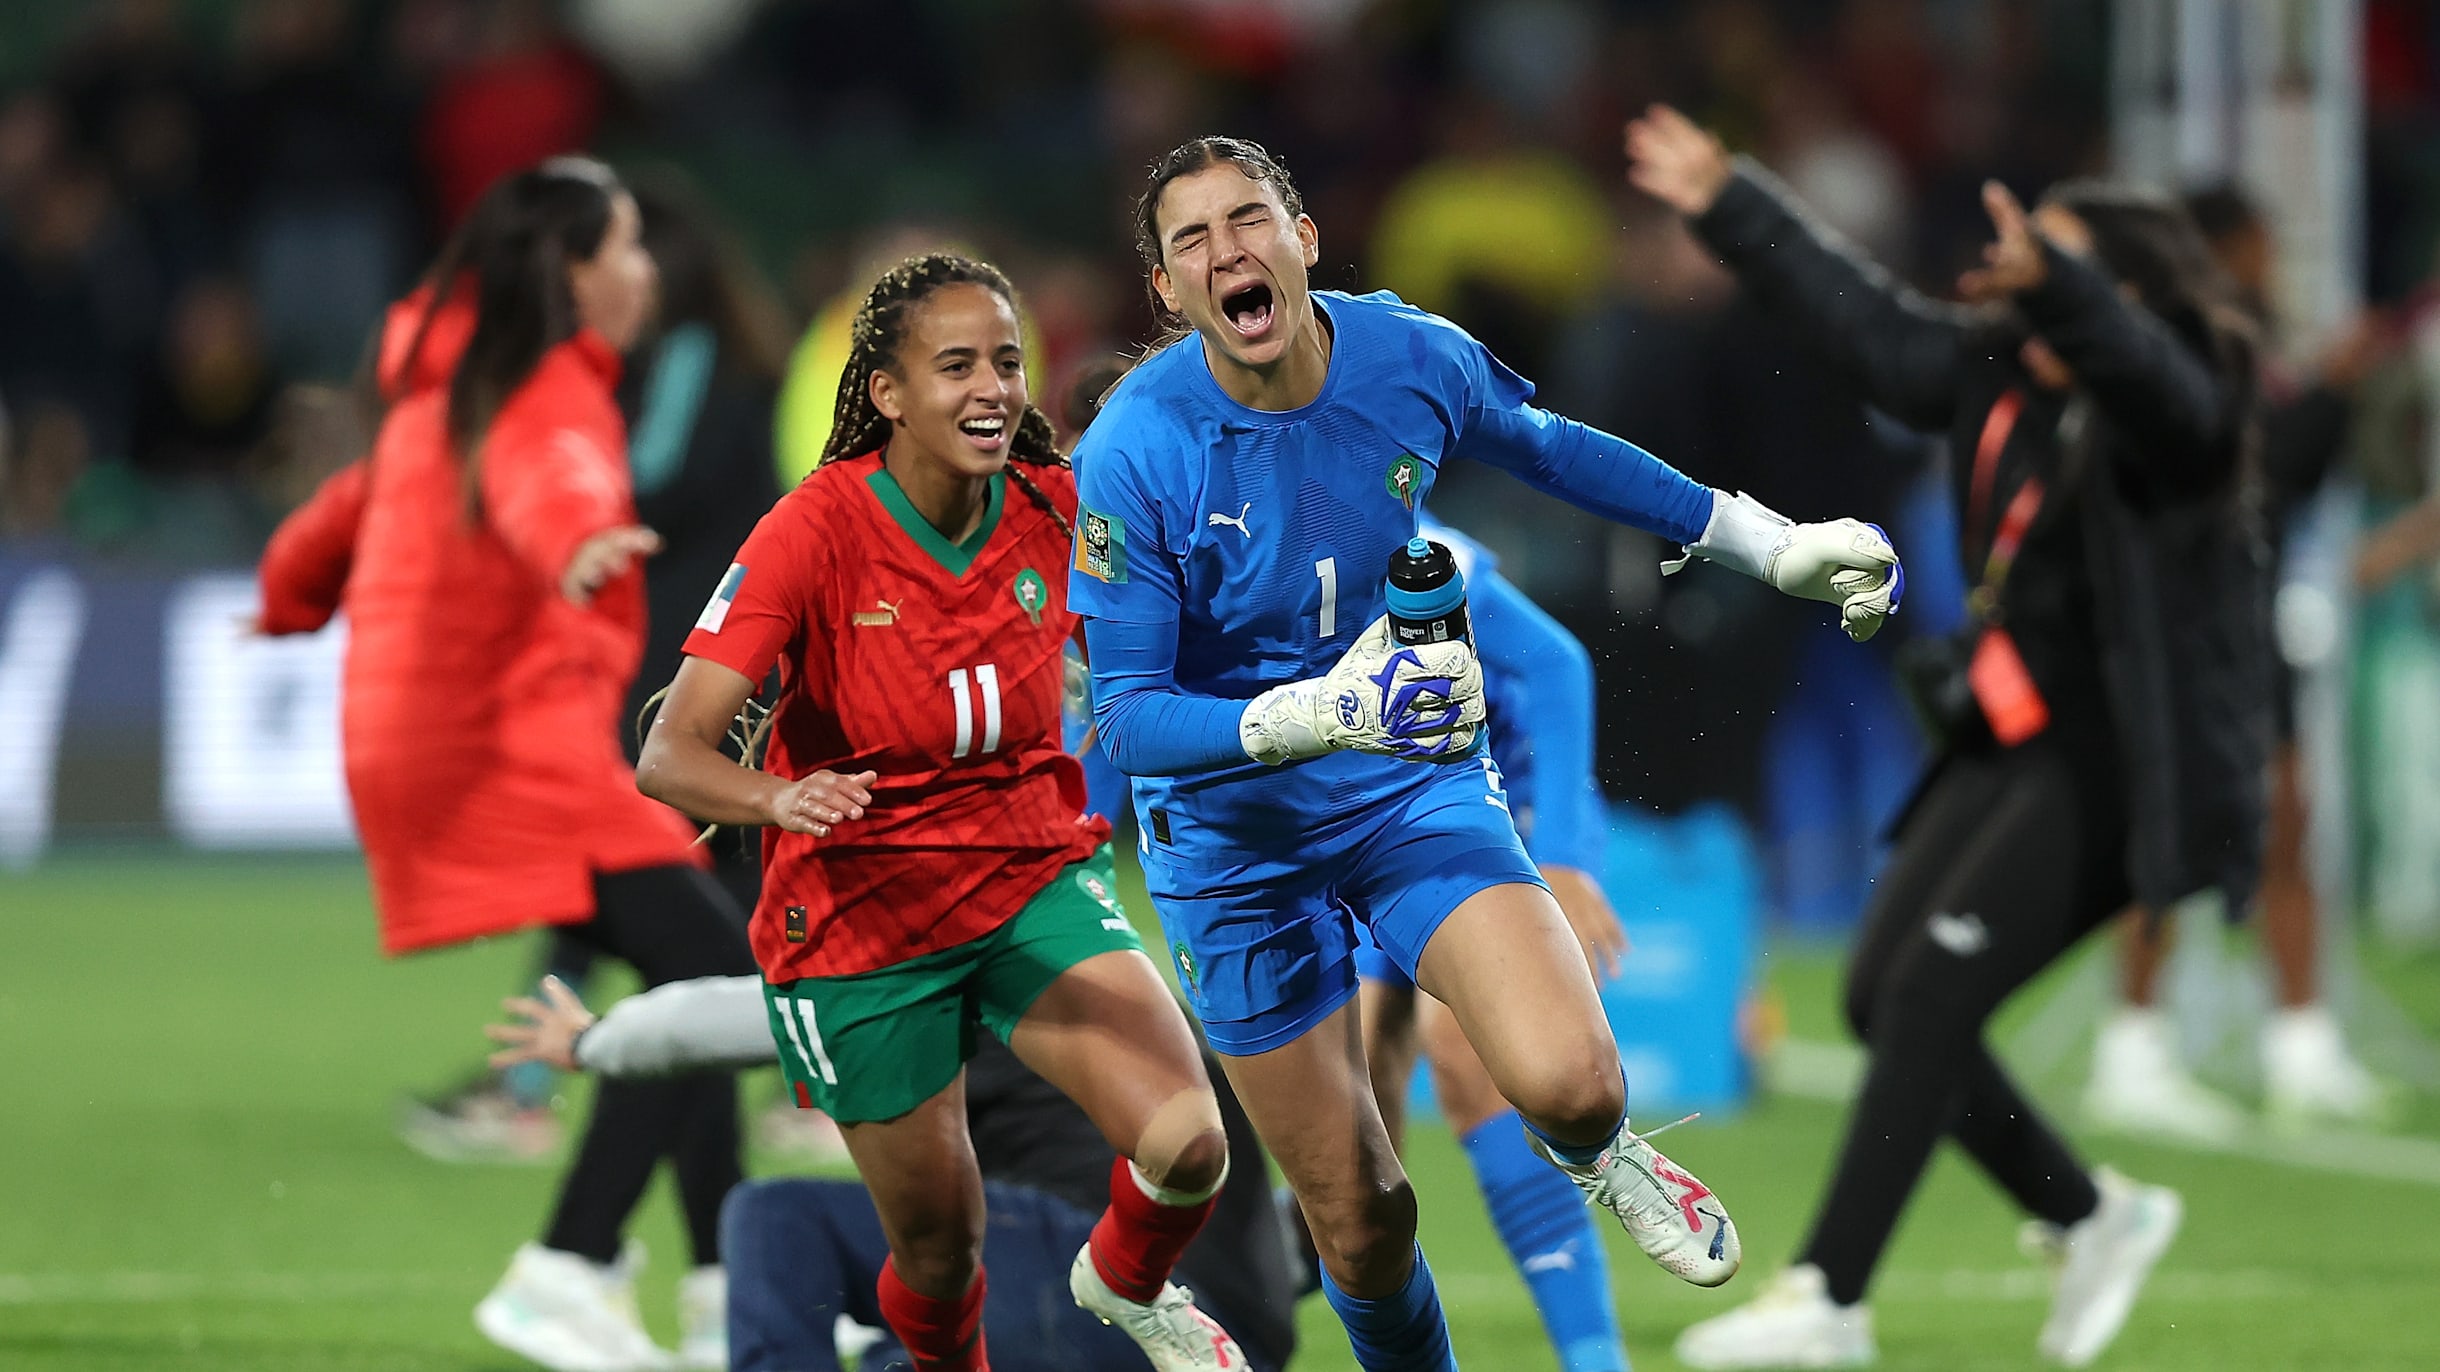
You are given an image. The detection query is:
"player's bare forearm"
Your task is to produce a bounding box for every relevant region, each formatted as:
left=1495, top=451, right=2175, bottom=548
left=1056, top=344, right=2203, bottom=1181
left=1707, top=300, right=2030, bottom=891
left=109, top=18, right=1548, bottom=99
left=637, top=724, right=791, bottom=827
left=638, top=657, right=877, bottom=838
left=635, top=657, right=789, bottom=827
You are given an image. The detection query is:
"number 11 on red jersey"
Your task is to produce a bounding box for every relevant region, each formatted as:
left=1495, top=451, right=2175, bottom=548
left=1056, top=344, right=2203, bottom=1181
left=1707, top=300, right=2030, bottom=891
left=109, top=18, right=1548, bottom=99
left=947, top=664, right=1002, bottom=758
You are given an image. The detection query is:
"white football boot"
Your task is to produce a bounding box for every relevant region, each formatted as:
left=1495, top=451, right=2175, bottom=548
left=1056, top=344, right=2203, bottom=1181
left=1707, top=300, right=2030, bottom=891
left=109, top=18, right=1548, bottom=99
left=476, top=1242, right=676, bottom=1371
left=1527, top=1119, right=1741, bottom=1286
left=1675, top=1264, right=1875, bottom=1369
left=675, top=1265, right=726, bottom=1371
left=1068, top=1242, right=1246, bottom=1370
left=2083, top=1009, right=2247, bottom=1145
left=2035, top=1167, right=2182, bottom=1367
left=2262, top=1006, right=2396, bottom=1129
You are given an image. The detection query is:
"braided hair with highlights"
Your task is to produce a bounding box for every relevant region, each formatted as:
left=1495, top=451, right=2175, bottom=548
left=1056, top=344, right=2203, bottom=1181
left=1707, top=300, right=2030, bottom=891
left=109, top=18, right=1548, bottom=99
left=817, top=252, right=1071, bottom=539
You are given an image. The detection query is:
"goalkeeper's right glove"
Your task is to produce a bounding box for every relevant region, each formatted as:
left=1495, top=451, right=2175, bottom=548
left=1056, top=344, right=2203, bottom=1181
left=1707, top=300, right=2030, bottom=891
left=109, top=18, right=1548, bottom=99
left=1238, top=614, right=1486, bottom=765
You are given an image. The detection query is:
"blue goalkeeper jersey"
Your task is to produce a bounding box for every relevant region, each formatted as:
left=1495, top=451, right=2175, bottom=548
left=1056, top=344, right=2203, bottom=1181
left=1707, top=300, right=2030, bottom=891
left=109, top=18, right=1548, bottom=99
left=1069, top=289, right=1709, bottom=870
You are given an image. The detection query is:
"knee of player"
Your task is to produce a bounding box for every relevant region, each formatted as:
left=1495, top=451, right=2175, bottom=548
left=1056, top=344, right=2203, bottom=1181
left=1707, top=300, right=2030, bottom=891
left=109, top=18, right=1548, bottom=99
left=887, top=1234, right=983, bottom=1298
left=1510, top=1047, right=1625, bottom=1137
left=1139, top=1124, right=1229, bottom=1198
left=1128, top=1087, right=1229, bottom=1197
left=1312, top=1182, right=1419, bottom=1279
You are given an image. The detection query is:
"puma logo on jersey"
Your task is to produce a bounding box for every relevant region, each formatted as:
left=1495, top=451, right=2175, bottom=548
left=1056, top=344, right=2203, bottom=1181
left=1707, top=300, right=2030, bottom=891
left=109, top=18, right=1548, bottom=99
left=852, top=599, right=902, bottom=627
left=1207, top=502, right=1253, bottom=538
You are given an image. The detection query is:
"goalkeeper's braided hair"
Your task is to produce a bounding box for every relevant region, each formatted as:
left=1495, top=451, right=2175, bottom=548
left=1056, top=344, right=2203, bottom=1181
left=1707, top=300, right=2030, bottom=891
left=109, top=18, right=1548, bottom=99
left=817, top=252, right=1070, bottom=539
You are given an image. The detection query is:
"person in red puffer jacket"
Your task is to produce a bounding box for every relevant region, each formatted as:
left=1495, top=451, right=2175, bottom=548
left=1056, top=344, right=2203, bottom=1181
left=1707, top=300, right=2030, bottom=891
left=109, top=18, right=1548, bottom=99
left=258, top=157, right=752, bottom=1372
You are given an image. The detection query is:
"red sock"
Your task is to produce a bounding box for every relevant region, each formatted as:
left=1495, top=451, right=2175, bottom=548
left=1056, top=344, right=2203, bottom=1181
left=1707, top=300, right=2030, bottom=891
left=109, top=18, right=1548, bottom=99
left=1087, top=1155, right=1221, bottom=1304
left=876, top=1256, right=988, bottom=1371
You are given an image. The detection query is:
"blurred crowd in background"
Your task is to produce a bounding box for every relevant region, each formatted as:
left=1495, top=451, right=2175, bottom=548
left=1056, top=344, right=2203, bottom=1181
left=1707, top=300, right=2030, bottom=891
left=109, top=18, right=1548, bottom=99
left=11, top=0, right=2440, bottom=942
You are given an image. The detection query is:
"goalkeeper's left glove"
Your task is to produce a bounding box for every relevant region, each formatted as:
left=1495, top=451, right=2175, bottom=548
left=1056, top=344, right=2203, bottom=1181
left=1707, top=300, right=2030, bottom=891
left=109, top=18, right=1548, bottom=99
left=1239, top=614, right=1486, bottom=765
left=1668, top=491, right=1904, bottom=643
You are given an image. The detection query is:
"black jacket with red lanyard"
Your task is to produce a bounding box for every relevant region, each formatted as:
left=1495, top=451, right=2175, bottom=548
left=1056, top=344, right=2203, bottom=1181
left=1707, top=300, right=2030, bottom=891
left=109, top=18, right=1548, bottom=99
left=1692, top=161, right=2270, bottom=914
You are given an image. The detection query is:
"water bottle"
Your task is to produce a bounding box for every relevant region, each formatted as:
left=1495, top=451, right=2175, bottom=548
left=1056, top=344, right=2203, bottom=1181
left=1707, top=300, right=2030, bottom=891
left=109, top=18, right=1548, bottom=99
left=1385, top=536, right=1470, bottom=646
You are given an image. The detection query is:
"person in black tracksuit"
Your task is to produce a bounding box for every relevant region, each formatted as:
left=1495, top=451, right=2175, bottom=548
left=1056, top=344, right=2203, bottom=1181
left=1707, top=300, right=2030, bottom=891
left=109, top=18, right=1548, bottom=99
left=1625, top=106, right=2267, bottom=1369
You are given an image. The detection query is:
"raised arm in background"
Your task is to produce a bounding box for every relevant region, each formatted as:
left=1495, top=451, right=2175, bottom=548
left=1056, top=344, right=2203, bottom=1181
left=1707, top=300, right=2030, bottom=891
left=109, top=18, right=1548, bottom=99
left=1628, top=104, right=1974, bottom=432
left=1966, top=180, right=2247, bottom=480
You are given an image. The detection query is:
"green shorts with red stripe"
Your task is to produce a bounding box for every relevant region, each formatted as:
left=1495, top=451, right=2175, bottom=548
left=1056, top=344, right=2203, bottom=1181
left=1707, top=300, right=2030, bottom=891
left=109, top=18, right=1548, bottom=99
left=762, top=846, right=1140, bottom=1124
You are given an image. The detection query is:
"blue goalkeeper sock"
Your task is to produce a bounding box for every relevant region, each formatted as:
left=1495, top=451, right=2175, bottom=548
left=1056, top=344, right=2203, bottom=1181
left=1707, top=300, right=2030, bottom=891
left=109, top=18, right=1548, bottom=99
left=1318, top=1242, right=1458, bottom=1371
left=1466, top=1110, right=1631, bottom=1372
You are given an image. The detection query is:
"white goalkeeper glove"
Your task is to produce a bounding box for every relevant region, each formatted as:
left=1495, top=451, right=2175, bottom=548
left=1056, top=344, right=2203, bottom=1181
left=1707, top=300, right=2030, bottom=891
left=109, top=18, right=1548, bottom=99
left=1667, top=491, right=1904, bottom=643
left=1239, top=614, right=1486, bottom=765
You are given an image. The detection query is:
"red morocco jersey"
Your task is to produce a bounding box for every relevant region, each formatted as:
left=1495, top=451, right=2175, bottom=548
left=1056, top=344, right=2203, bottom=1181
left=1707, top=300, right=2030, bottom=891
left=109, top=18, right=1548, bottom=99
left=682, top=450, right=1109, bottom=980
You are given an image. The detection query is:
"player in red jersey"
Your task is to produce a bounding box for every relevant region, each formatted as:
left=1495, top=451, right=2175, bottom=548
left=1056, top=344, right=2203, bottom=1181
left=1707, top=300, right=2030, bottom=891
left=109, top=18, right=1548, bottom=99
left=637, top=254, right=1244, bottom=1372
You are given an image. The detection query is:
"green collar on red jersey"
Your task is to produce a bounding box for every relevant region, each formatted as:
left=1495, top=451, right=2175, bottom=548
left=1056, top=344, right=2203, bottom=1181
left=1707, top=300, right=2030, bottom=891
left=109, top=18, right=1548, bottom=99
left=866, top=468, right=1006, bottom=576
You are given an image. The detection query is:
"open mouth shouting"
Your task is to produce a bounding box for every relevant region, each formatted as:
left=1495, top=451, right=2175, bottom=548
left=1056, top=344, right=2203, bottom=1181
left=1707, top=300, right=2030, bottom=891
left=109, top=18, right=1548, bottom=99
left=1221, top=280, right=1275, bottom=341
left=957, top=413, right=1007, bottom=453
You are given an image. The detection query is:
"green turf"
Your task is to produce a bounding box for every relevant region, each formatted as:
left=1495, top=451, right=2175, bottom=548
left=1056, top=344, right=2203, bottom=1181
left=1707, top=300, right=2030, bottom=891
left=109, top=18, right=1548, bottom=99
left=4, top=853, right=2439, bottom=1370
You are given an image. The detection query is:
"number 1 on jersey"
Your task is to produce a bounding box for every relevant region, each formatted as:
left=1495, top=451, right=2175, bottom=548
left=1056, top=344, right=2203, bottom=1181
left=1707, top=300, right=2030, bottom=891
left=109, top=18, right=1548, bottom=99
left=1315, top=557, right=1338, bottom=640
left=947, top=664, right=1003, bottom=758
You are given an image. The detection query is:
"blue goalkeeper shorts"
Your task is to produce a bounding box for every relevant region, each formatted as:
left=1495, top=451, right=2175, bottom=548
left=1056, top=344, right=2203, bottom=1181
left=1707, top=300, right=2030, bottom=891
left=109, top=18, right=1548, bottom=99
left=1139, top=758, right=1544, bottom=1055
left=1352, top=920, right=1411, bottom=991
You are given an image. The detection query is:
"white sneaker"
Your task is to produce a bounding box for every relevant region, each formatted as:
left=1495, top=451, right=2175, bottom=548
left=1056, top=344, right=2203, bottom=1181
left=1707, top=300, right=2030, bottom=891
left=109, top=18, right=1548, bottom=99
left=833, top=1314, right=888, bottom=1364
left=1068, top=1242, right=1245, bottom=1370
left=400, top=1080, right=563, bottom=1165
left=1675, top=1265, right=1875, bottom=1369
left=675, top=1265, right=726, bottom=1370
left=2037, top=1168, right=2181, bottom=1367
left=2084, top=1010, right=2247, bottom=1145
left=1527, top=1119, right=1740, bottom=1286
left=475, top=1242, right=676, bottom=1372
left=2263, top=1006, right=2395, bottom=1128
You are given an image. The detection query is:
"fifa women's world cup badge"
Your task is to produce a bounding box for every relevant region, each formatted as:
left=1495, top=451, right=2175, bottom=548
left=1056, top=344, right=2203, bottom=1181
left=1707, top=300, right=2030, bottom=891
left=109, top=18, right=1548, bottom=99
left=1075, top=508, right=1126, bottom=583
left=1385, top=455, right=1423, bottom=510
left=1013, top=568, right=1048, bottom=625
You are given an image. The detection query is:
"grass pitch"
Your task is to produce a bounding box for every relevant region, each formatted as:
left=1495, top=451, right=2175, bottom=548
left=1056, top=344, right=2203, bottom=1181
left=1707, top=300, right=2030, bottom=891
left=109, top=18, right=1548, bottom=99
left=3, top=852, right=2437, bottom=1370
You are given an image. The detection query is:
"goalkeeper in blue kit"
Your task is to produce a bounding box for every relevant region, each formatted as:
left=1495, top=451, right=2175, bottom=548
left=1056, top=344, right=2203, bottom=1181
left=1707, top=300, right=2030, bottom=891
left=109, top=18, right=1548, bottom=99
left=1072, top=136, right=1901, bottom=1371
left=1074, top=514, right=1634, bottom=1372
